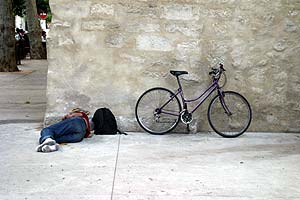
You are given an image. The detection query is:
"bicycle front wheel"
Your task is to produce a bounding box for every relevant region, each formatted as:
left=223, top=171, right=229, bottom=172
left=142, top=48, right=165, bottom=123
left=135, top=87, right=181, bottom=135
left=208, top=91, right=252, bottom=138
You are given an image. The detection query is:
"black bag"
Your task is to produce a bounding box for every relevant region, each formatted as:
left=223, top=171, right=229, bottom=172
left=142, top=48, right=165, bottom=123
left=92, top=108, right=126, bottom=135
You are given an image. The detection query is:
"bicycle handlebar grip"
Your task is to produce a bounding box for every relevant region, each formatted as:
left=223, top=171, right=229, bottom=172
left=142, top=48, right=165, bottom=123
left=219, top=63, right=225, bottom=71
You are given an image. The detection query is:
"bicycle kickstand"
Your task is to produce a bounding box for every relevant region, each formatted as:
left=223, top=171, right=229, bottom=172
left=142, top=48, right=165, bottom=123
left=186, top=124, right=190, bottom=133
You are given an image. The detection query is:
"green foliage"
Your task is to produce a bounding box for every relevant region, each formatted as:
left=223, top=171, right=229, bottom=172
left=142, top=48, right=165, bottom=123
left=36, top=0, right=51, bottom=14
left=12, top=0, right=52, bottom=22
left=12, top=0, right=26, bottom=17
left=45, top=13, right=52, bottom=23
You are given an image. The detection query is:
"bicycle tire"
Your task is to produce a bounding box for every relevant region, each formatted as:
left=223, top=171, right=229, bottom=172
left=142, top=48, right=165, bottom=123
left=135, top=87, right=182, bottom=135
left=208, top=91, right=252, bottom=138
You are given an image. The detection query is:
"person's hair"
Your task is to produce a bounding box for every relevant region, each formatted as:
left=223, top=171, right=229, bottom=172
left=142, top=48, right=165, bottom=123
left=70, top=108, right=90, bottom=115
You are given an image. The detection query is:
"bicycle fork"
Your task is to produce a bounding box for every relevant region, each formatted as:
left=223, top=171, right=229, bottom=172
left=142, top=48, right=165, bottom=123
left=218, top=89, right=232, bottom=116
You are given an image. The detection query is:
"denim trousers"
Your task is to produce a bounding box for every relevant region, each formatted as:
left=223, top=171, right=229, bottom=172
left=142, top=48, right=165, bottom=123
left=39, top=116, right=86, bottom=144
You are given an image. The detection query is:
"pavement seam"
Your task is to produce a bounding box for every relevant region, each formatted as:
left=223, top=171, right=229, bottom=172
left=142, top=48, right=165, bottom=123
left=111, top=133, right=121, bottom=200
left=0, top=119, right=43, bottom=124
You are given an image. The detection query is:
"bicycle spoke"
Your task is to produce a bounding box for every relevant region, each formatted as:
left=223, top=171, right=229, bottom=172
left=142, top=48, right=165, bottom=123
left=135, top=88, right=181, bottom=134
left=208, top=91, right=252, bottom=137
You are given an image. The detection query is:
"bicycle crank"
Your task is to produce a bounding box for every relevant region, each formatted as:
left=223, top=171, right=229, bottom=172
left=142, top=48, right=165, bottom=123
left=180, top=110, right=193, bottom=124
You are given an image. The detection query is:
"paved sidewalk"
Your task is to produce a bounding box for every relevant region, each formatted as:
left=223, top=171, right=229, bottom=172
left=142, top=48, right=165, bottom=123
left=0, top=123, right=300, bottom=200
left=0, top=59, right=47, bottom=124
left=0, top=60, right=299, bottom=200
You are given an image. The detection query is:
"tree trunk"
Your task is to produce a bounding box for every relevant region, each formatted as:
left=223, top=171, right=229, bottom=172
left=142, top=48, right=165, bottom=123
left=25, top=0, right=46, bottom=59
left=0, top=0, right=19, bottom=72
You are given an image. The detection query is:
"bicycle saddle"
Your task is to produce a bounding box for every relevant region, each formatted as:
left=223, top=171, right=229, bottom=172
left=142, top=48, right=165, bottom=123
left=170, top=70, right=188, bottom=76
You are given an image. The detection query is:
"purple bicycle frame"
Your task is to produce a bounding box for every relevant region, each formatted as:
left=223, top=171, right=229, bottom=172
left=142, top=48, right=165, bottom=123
left=158, top=79, right=225, bottom=116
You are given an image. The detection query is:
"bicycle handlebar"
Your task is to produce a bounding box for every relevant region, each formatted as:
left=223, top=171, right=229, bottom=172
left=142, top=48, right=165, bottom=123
left=209, top=63, right=225, bottom=77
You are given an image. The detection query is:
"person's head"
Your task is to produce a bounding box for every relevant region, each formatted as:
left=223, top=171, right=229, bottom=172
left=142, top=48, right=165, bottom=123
left=70, top=108, right=90, bottom=115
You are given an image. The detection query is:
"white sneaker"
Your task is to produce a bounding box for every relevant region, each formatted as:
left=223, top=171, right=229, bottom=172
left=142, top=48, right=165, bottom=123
left=36, top=138, right=57, bottom=152
left=41, top=144, right=59, bottom=153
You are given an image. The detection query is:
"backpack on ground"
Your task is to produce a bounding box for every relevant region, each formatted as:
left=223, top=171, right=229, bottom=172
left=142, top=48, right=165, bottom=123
left=92, top=108, right=126, bottom=135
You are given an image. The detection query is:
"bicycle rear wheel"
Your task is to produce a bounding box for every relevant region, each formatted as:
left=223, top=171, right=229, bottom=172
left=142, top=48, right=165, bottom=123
left=135, top=87, right=181, bottom=135
left=208, top=91, right=252, bottom=138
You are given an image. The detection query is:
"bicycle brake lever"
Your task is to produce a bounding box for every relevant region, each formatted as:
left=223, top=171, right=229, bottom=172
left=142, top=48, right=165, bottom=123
left=219, top=63, right=226, bottom=71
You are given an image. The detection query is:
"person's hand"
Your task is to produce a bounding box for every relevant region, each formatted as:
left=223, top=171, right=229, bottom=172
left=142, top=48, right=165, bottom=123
left=62, top=112, right=83, bottom=120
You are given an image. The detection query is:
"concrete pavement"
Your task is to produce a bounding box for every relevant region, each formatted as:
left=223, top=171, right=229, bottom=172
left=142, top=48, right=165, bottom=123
left=0, top=60, right=299, bottom=200
left=0, top=60, right=47, bottom=124
left=1, top=123, right=300, bottom=200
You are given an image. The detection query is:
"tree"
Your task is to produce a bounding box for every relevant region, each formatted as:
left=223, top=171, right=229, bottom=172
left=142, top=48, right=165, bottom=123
left=13, top=0, right=52, bottom=23
left=25, top=0, right=46, bottom=59
left=0, top=0, right=19, bottom=72
left=12, top=0, right=26, bottom=17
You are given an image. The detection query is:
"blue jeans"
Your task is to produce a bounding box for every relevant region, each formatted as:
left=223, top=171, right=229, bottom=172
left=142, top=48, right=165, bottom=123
left=39, top=117, right=86, bottom=144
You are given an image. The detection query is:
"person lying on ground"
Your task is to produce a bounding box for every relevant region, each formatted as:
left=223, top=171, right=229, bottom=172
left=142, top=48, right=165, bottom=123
left=36, top=108, right=93, bottom=153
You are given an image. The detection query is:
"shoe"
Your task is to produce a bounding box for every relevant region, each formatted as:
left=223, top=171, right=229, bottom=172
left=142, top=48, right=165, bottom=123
left=36, top=138, right=56, bottom=152
left=41, top=144, right=59, bottom=153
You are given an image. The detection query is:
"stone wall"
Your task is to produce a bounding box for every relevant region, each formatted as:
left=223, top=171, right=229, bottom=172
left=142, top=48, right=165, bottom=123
left=46, top=0, right=300, bottom=132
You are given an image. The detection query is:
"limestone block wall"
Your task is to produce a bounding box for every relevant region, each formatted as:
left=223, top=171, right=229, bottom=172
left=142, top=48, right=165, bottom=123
left=46, top=0, right=300, bottom=132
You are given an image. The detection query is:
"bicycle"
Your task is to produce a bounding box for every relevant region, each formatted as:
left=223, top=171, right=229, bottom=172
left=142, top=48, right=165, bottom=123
left=135, top=63, right=252, bottom=138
